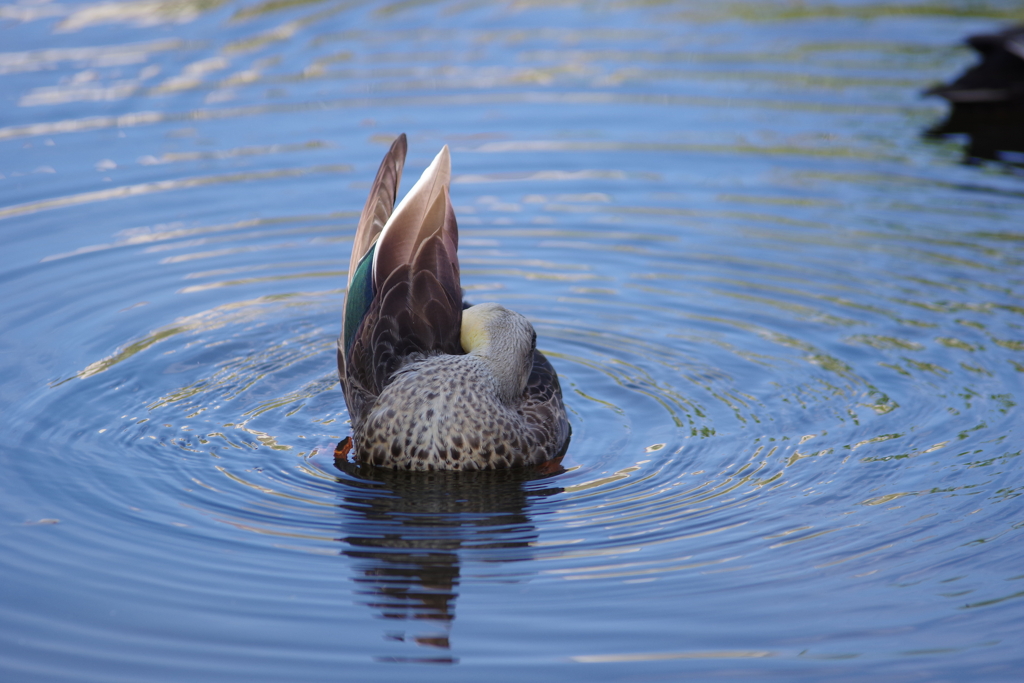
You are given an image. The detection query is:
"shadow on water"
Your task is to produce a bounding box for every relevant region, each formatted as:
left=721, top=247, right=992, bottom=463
left=332, top=444, right=564, bottom=662
left=925, top=25, right=1024, bottom=165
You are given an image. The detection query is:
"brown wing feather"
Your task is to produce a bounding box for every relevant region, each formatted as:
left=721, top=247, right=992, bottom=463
left=368, top=192, right=463, bottom=390
left=340, top=134, right=406, bottom=409
left=372, top=147, right=451, bottom=287
left=348, top=134, right=407, bottom=286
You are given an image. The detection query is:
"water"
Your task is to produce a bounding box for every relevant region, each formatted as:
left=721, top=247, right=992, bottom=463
left=2, top=1, right=1024, bottom=680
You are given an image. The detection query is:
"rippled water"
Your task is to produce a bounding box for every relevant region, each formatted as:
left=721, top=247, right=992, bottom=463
left=2, top=1, right=1024, bottom=680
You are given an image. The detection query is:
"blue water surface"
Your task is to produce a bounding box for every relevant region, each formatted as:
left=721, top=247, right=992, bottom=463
left=1, top=1, right=1023, bottom=681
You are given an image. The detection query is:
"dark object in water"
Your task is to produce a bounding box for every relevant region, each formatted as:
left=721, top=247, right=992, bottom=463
left=924, top=25, right=1024, bottom=164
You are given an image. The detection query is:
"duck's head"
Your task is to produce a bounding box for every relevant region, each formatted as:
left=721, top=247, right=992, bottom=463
left=461, top=303, right=537, bottom=404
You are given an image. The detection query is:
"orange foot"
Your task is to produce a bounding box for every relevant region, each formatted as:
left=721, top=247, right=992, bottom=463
left=334, top=436, right=353, bottom=463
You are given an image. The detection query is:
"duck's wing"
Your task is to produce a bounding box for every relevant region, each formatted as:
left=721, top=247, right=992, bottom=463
left=350, top=134, right=407, bottom=286
left=342, top=134, right=407, bottom=364
left=342, top=145, right=463, bottom=420
left=520, top=350, right=571, bottom=462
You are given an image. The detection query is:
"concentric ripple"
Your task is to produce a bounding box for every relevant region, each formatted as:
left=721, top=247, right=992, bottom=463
left=2, top=1, right=1024, bottom=681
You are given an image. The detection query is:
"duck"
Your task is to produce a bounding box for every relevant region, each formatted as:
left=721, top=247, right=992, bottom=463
left=924, top=25, right=1024, bottom=161
left=337, top=134, right=570, bottom=471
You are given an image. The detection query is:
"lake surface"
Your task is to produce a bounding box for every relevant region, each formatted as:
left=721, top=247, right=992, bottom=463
left=2, top=1, right=1023, bottom=680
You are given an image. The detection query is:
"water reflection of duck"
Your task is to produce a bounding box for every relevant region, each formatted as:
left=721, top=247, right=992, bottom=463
left=925, top=25, right=1024, bottom=163
left=334, top=454, right=563, bottom=660
left=338, top=135, right=570, bottom=471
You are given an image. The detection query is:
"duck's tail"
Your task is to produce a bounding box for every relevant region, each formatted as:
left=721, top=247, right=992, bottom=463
left=341, top=139, right=463, bottom=407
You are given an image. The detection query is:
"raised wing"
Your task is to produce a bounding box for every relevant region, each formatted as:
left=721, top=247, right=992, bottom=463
left=341, top=144, right=464, bottom=422
left=350, top=134, right=407, bottom=286
left=342, top=135, right=407, bottom=367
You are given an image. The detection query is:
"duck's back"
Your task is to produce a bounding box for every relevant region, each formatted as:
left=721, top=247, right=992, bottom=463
left=357, top=350, right=568, bottom=471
